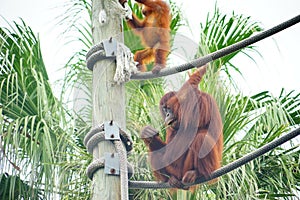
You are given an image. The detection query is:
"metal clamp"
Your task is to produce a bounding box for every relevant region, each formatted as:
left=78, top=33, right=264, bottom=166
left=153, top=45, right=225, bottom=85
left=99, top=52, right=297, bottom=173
left=86, top=37, right=118, bottom=70
left=103, top=37, right=117, bottom=57
left=104, top=121, right=120, bottom=140
left=104, top=152, right=120, bottom=175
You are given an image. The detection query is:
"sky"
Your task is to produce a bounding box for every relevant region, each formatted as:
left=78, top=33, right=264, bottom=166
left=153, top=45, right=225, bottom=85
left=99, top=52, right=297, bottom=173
left=0, top=0, right=300, bottom=96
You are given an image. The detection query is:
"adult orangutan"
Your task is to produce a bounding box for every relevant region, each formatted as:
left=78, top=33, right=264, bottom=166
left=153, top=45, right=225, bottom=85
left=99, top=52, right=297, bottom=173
left=141, top=66, right=223, bottom=189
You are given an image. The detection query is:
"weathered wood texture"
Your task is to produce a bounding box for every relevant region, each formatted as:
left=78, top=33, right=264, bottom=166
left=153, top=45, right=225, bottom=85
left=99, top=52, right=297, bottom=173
left=91, top=0, right=125, bottom=199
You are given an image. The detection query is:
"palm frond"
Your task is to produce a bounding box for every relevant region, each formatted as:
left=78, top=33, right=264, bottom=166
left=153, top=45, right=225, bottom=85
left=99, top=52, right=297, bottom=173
left=0, top=19, right=80, bottom=199
left=197, top=6, right=262, bottom=77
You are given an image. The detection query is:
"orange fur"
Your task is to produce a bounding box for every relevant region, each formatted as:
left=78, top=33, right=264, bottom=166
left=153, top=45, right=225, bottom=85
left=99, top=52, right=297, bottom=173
left=127, top=0, right=171, bottom=73
left=141, top=66, right=223, bottom=190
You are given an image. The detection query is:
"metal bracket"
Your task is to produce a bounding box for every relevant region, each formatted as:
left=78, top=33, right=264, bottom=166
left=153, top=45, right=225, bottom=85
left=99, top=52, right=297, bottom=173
left=104, top=152, right=120, bottom=175
left=103, top=38, right=117, bottom=58
left=104, top=121, right=120, bottom=140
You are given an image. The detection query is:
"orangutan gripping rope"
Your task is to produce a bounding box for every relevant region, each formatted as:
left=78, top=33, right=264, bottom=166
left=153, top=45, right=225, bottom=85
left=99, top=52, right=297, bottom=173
left=141, top=66, right=223, bottom=190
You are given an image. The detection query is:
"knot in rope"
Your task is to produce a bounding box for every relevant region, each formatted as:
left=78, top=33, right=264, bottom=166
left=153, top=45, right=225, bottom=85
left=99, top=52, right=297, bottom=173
left=86, top=39, right=137, bottom=84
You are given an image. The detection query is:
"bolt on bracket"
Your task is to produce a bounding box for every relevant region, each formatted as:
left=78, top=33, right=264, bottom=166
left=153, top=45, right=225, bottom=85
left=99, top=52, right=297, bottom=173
left=104, top=121, right=120, bottom=140
left=104, top=152, right=120, bottom=175
left=103, top=37, right=117, bottom=58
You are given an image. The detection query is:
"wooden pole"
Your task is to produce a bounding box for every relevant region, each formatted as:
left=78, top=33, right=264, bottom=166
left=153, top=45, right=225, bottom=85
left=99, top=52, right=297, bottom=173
left=91, top=0, right=125, bottom=199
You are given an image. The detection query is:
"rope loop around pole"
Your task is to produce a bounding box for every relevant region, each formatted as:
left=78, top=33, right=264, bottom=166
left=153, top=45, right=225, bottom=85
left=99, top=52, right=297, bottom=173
left=84, top=123, right=134, bottom=180
left=84, top=122, right=133, bottom=200
left=84, top=123, right=133, bottom=153
left=86, top=158, right=105, bottom=180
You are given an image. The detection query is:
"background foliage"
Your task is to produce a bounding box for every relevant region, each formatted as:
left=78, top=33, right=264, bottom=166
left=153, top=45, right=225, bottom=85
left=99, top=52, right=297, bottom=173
left=0, top=0, right=299, bottom=199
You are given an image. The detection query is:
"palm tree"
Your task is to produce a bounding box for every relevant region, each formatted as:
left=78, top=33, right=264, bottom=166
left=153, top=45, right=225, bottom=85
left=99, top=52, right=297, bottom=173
left=0, top=1, right=299, bottom=200
left=0, top=19, right=73, bottom=199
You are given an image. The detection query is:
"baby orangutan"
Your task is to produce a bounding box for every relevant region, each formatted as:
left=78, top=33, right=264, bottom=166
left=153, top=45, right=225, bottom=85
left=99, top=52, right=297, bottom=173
left=127, top=0, right=171, bottom=73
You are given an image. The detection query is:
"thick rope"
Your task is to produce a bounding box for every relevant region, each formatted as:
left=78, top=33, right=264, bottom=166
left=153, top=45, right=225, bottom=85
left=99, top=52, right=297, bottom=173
left=115, top=42, right=138, bottom=84
left=86, top=49, right=106, bottom=70
left=84, top=124, right=132, bottom=200
left=87, top=158, right=105, bottom=180
left=86, top=131, right=106, bottom=154
left=86, top=43, right=104, bottom=59
left=84, top=124, right=104, bottom=147
left=84, top=124, right=133, bottom=152
left=129, top=127, right=300, bottom=189
left=130, top=14, right=300, bottom=80
left=115, top=141, right=129, bottom=200
left=85, top=15, right=300, bottom=79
